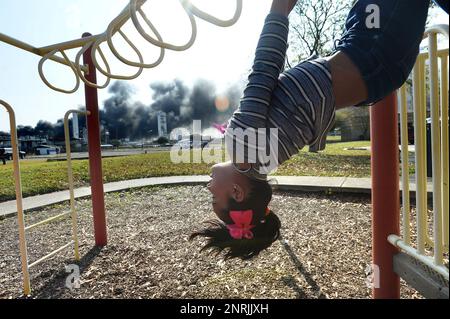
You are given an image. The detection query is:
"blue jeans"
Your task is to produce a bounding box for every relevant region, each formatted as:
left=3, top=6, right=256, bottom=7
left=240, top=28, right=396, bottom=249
left=334, top=0, right=430, bottom=106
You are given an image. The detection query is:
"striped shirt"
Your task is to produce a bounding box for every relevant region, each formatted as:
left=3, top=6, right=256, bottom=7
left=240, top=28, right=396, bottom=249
left=225, top=13, right=336, bottom=179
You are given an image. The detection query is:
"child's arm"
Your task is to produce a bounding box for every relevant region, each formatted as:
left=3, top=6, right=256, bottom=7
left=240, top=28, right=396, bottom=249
left=270, top=0, right=296, bottom=16
left=225, top=1, right=298, bottom=174
left=227, top=1, right=293, bottom=133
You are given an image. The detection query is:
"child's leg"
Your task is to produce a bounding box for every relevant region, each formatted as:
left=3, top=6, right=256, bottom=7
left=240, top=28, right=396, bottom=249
left=333, top=0, right=431, bottom=106
left=325, top=51, right=368, bottom=109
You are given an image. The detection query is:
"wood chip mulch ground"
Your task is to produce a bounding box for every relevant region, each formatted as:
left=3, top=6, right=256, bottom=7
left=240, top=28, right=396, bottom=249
left=0, top=185, right=426, bottom=299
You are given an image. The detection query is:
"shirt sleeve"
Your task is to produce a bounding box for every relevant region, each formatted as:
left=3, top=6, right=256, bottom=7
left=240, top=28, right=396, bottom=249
left=227, top=13, right=289, bottom=130
left=225, top=13, right=289, bottom=170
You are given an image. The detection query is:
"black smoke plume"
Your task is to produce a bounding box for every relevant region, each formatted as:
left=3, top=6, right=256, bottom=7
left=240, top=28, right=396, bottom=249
left=100, top=79, right=240, bottom=140
left=18, top=78, right=242, bottom=142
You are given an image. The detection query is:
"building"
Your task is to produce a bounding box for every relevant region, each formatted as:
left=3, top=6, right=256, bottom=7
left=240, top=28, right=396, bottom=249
left=18, top=136, right=48, bottom=153
left=0, top=133, right=11, bottom=147
left=340, top=106, right=371, bottom=142
left=1, top=135, right=49, bottom=153
left=157, top=111, right=168, bottom=138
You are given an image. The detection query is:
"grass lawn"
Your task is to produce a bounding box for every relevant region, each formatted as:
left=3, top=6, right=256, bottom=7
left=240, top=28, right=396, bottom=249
left=0, top=138, right=411, bottom=202
left=277, top=140, right=372, bottom=177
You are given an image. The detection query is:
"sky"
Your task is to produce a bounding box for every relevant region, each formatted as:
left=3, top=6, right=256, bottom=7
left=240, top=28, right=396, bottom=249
left=0, top=0, right=274, bottom=131
left=0, top=0, right=448, bottom=132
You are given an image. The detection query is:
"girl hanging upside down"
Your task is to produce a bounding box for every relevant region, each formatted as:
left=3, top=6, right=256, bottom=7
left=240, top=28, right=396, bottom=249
left=190, top=0, right=441, bottom=260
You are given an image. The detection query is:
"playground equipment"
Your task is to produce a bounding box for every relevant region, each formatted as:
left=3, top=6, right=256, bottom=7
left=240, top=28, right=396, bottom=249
left=372, top=25, right=449, bottom=298
left=1, top=0, right=448, bottom=299
left=1, top=0, right=242, bottom=295
left=63, top=110, right=91, bottom=261
left=0, top=101, right=81, bottom=295
left=1, top=0, right=243, bottom=94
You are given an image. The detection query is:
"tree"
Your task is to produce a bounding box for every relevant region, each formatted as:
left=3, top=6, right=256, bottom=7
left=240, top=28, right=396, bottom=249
left=335, top=106, right=370, bottom=141
left=288, top=0, right=353, bottom=62
left=111, top=139, right=121, bottom=148
left=17, top=125, right=35, bottom=137
left=157, top=136, right=169, bottom=145
left=35, top=120, right=55, bottom=139
left=52, top=119, right=66, bottom=141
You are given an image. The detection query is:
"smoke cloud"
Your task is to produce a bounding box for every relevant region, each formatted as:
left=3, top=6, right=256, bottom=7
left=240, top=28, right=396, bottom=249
left=100, top=79, right=241, bottom=140
left=18, top=78, right=242, bottom=142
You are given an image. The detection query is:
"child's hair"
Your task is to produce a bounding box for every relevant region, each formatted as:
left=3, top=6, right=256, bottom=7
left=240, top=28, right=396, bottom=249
left=190, top=178, right=281, bottom=260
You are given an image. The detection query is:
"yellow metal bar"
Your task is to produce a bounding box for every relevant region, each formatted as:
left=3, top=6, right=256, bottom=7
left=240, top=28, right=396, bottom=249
left=0, top=32, right=41, bottom=55
left=182, top=0, right=243, bottom=27
left=420, top=58, right=433, bottom=247
left=440, top=54, right=449, bottom=252
left=0, top=1, right=146, bottom=90
left=38, top=34, right=100, bottom=55
left=418, top=48, right=449, bottom=60
left=425, top=24, right=449, bottom=40
left=413, top=57, right=427, bottom=254
left=0, top=33, right=88, bottom=73
left=412, top=57, right=436, bottom=250
left=437, top=48, right=449, bottom=58
left=64, top=110, right=89, bottom=262
left=28, top=241, right=75, bottom=269
left=428, top=33, right=443, bottom=266
left=24, top=212, right=70, bottom=231
left=0, top=100, right=31, bottom=296
left=38, top=49, right=81, bottom=94
left=399, top=85, right=411, bottom=245
left=388, top=24, right=449, bottom=285
left=38, top=0, right=147, bottom=55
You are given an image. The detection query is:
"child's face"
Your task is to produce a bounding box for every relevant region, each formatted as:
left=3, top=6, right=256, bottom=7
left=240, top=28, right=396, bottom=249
left=207, top=161, right=249, bottom=224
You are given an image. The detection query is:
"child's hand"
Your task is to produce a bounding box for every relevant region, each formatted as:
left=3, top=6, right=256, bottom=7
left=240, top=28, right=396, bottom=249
left=271, top=0, right=298, bottom=16
left=287, top=0, right=298, bottom=14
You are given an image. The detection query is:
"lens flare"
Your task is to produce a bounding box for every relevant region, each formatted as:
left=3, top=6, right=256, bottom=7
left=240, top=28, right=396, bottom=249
left=214, top=96, right=230, bottom=112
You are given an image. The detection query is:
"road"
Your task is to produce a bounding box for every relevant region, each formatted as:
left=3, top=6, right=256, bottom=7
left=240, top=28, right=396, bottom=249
left=24, top=147, right=173, bottom=162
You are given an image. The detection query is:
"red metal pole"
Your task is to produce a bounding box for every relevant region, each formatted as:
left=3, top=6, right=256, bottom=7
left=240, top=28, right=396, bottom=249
left=82, top=32, right=107, bottom=246
left=370, top=92, right=400, bottom=299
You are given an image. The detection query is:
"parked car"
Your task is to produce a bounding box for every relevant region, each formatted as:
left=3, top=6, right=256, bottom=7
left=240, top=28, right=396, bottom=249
left=0, top=147, right=26, bottom=164
left=176, top=139, right=192, bottom=149
left=175, top=138, right=209, bottom=149
left=34, top=145, right=60, bottom=155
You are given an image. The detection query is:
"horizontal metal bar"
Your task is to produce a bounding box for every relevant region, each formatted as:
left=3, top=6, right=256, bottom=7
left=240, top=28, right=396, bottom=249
left=418, top=48, right=449, bottom=60
left=425, top=24, right=450, bottom=39
left=1, top=0, right=148, bottom=76
left=0, top=33, right=88, bottom=73
left=0, top=32, right=41, bottom=55
left=25, top=212, right=70, bottom=231
left=437, top=48, right=449, bottom=57
left=388, top=235, right=449, bottom=280
left=38, top=34, right=100, bottom=55
left=28, top=241, right=75, bottom=269
left=37, top=0, right=147, bottom=54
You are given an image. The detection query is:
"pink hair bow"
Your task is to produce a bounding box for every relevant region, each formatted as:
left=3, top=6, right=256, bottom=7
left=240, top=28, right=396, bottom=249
left=227, top=210, right=255, bottom=240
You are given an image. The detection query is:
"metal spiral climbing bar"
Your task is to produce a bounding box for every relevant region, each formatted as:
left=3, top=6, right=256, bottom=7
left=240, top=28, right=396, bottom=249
left=0, top=0, right=243, bottom=94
